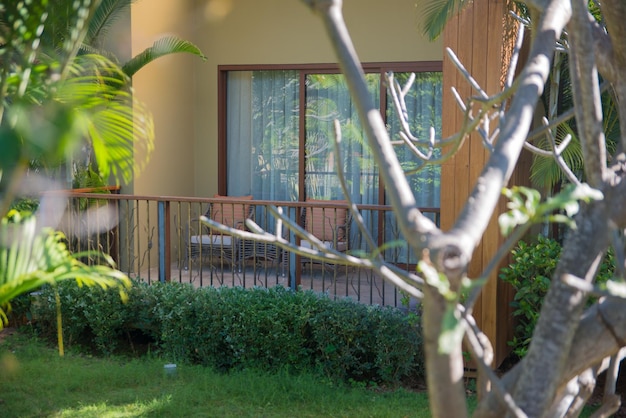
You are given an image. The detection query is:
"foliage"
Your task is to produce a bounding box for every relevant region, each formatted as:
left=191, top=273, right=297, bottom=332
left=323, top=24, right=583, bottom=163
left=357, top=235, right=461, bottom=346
left=9, top=198, right=40, bottom=215
left=1, top=0, right=205, bottom=195
left=299, top=0, right=626, bottom=415
left=499, top=236, right=615, bottom=357
left=0, top=1, right=142, bottom=333
left=0, top=212, right=130, bottom=329
left=122, top=35, right=206, bottom=77
left=498, top=184, right=603, bottom=237
left=416, top=0, right=466, bottom=41
left=29, top=281, right=424, bottom=387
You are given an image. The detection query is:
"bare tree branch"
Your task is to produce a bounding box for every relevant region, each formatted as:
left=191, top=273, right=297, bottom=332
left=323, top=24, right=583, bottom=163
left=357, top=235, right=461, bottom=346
left=476, top=298, right=626, bottom=417
left=461, top=308, right=528, bottom=418
left=601, top=0, right=626, bottom=152
left=203, top=211, right=425, bottom=298
left=568, top=0, right=607, bottom=186
left=298, top=1, right=626, bottom=417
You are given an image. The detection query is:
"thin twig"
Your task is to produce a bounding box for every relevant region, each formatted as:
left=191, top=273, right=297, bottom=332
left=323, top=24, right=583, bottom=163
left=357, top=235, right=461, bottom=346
left=460, top=307, right=528, bottom=418
left=446, top=48, right=489, bottom=100
left=331, top=119, right=379, bottom=255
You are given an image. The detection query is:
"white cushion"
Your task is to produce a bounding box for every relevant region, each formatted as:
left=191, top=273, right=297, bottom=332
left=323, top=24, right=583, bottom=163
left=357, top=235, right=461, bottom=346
left=190, top=234, right=235, bottom=246
left=300, top=239, right=347, bottom=252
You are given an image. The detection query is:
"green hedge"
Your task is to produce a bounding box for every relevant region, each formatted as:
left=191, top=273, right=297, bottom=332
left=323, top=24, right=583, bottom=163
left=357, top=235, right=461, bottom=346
left=29, top=281, right=424, bottom=387
left=499, top=235, right=614, bottom=358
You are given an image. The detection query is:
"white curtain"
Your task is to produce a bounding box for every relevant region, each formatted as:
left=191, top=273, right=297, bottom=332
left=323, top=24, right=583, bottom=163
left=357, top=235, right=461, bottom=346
left=226, top=71, right=253, bottom=196
left=227, top=71, right=299, bottom=201
left=227, top=71, right=300, bottom=234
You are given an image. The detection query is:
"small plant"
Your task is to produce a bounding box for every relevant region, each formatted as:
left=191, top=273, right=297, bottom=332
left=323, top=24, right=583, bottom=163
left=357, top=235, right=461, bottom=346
left=500, top=235, right=614, bottom=357
left=9, top=198, right=40, bottom=215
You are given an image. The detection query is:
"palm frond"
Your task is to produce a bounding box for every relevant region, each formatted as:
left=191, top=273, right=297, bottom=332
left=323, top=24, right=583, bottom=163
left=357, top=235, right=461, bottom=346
left=78, top=43, right=119, bottom=63
left=602, top=90, right=620, bottom=157
left=417, top=0, right=466, bottom=41
left=86, top=0, right=136, bottom=47
left=55, top=54, right=154, bottom=185
left=530, top=125, right=585, bottom=189
left=0, top=213, right=130, bottom=328
left=122, top=36, right=207, bottom=77
left=88, top=96, right=154, bottom=184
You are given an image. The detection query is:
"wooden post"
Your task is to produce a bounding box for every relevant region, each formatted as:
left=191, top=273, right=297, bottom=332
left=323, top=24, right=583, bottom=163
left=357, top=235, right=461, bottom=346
left=158, top=200, right=171, bottom=282
left=440, top=0, right=523, bottom=367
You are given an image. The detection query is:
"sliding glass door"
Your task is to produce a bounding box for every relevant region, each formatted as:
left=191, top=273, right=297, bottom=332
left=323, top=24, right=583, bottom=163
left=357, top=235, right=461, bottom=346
left=223, top=64, right=442, bottom=261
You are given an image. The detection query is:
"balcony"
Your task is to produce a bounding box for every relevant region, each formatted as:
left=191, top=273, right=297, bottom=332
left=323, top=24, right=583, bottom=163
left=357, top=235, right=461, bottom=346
left=52, top=188, right=439, bottom=309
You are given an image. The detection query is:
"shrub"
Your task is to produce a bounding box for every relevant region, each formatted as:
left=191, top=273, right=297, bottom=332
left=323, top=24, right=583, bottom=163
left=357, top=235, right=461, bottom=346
left=500, top=235, right=614, bottom=358
left=309, top=298, right=422, bottom=384
left=32, top=280, right=159, bottom=355
left=30, top=281, right=424, bottom=387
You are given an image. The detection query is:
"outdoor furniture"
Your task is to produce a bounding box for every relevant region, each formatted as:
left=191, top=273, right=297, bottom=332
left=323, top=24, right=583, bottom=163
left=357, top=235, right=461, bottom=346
left=238, top=208, right=288, bottom=282
left=185, top=195, right=253, bottom=270
left=300, top=199, right=349, bottom=273
left=244, top=241, right=287, bottom=284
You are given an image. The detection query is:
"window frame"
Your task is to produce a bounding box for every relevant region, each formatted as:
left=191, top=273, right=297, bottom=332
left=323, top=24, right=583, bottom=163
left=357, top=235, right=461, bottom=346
left=217, top=61, right=443, bottom=202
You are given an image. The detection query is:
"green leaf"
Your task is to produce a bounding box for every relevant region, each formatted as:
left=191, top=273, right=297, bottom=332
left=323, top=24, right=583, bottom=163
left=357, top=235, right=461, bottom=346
left=0, top=214, right=130, bottom=328
left=85, top=0, right=135, bottom=48
left=545, top=214, right=576, bottom=229
left=418, top=259, right=454, bottom=300
left=58, top=54, right=155, bottom=184
left=438, top=304, right=464, bottom=354
left=499, top=184, right=603, bottom=237
left=417, top=0, right=467, bottom=41
left=498, top=210, right=528, bottom=237
left=122, top=36, right=207, bottom=77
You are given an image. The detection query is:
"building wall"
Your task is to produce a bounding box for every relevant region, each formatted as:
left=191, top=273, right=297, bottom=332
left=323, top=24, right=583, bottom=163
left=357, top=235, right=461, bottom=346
left=131, top=0, right=442, bottom=197
left=131, top=1, right=198, bottom=197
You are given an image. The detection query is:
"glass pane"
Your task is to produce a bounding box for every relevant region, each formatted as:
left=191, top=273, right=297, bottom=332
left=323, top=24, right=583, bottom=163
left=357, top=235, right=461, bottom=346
left=226, top=70, right=300, bottom=202
left=386, top=72, right=442, bottom=208
left=305, top=73, right=381, bottom=255
left=304, top=73, right=380, bottom=203
left=385, top=72, right=443, bottom=264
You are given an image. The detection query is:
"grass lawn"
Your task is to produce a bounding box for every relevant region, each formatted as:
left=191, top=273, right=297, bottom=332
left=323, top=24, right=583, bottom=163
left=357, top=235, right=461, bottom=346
left=0, top=330, right=433, bottom=417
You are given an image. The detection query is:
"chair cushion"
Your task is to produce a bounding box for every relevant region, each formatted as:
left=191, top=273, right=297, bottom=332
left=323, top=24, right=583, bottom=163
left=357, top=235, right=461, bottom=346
left=212, top=194, right=253, bottom=228
left=305, top=199, right=347, bottom=242
left=190, top=234, right=235, bottom=246
left=301, top=238, right=347, bottom=252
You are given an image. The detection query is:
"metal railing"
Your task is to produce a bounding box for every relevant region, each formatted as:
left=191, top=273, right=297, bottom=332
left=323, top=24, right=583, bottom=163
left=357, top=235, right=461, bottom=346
left=51, top=190, right=439, bottom=308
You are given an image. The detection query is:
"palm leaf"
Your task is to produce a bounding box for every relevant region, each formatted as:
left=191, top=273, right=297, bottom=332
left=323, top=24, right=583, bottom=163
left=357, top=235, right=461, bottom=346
left=601, top=90, right=620, bottom=157
left=85, top=0, right=136, bottom=48
left=417, top=0, right=467, bottom=41
left=87, top=96, right=154, bottom=184
left=530, top=124, right=585, bottom=189
left=55, top=54, right=155, bottom=185
left=122, top=35, right=207, bottom=77
left=0, top=213, right=130, bottom=328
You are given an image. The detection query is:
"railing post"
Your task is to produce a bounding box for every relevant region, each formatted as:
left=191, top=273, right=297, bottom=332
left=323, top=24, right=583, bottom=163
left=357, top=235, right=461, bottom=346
left=158, top=201, right=171, bottom=283
left=288, top=206, right=299, bottom=291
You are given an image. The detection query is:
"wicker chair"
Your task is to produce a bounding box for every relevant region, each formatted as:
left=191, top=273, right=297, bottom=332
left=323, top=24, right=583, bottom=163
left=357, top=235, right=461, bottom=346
left=185, top=195, right=253, bottom=270
left=300, top=199, right=349, bottom=273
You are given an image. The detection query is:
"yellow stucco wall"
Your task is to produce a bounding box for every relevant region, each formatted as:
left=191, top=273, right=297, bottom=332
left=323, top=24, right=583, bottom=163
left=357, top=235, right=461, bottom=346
left=131, top=0, right=442, bottom=197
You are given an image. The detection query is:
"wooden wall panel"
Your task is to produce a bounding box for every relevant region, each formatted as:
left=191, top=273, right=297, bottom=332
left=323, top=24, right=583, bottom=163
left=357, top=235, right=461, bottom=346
left=440, top=0, right=522, bottom=367
left=440, top=8, right=459, bottom=232
left=471, top=0, right=494, bottom=361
